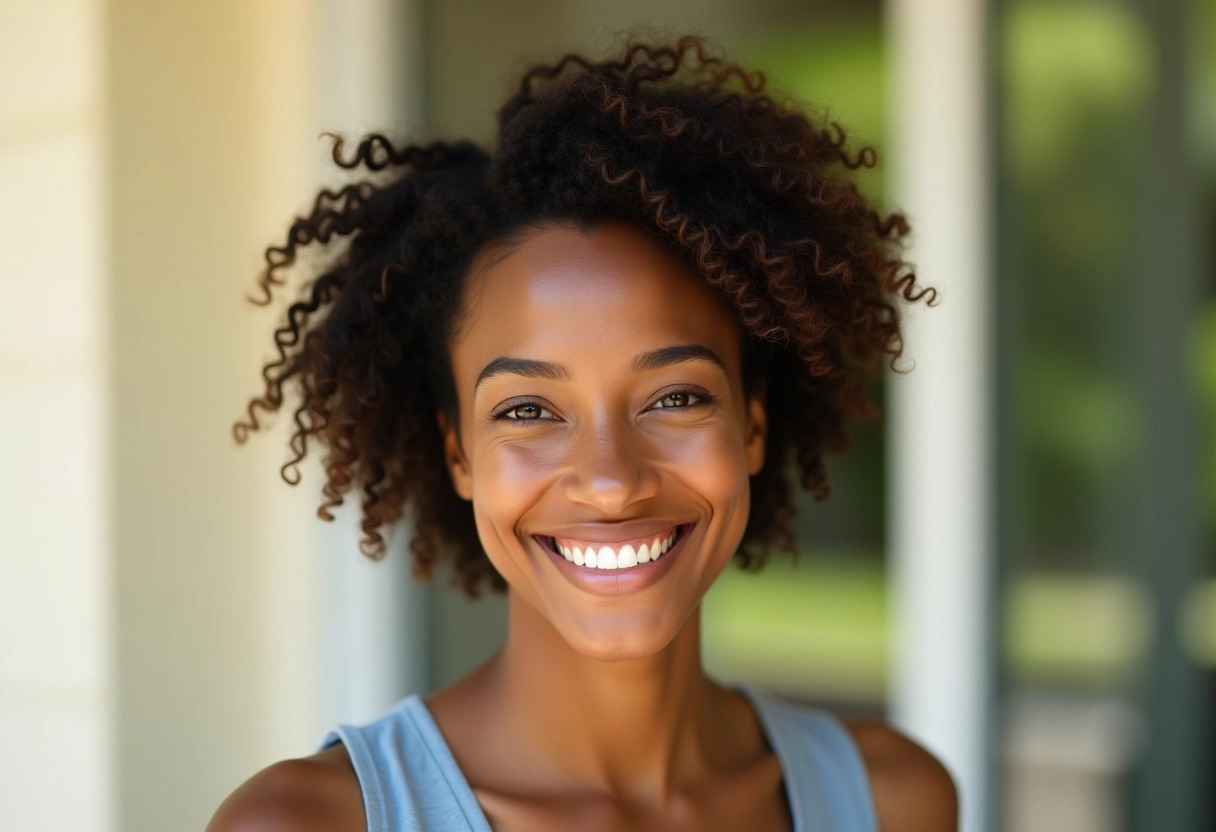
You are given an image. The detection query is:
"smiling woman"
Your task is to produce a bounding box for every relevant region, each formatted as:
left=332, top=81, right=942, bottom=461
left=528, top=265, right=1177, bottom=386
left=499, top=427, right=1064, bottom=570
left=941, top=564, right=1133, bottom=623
left=441, top=222, right=765, bottom=660
left=210, top=35, right=955, bottom=832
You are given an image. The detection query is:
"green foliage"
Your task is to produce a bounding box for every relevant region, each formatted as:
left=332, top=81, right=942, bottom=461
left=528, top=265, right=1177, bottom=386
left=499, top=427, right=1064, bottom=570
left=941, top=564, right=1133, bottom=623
left=1002, top=1, right=1161, bottom=561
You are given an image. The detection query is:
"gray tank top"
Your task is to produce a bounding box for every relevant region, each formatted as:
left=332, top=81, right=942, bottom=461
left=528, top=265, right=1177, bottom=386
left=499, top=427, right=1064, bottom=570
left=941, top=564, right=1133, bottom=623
left=320, top=686, right=878, bottom=831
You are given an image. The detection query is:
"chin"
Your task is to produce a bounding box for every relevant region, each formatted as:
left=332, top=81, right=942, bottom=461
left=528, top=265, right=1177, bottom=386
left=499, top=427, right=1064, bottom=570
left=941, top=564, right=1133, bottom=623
left=556, top=611, right=687, bottom=663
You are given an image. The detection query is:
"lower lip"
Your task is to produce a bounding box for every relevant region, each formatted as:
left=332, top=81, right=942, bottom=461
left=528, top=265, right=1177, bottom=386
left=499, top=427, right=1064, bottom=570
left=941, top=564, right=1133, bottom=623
left=537, top=525, right=693, bottom=596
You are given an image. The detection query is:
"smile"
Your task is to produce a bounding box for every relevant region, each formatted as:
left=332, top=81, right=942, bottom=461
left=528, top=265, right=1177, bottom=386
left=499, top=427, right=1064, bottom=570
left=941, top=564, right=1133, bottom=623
left=539, top=525, right=689, bottom=571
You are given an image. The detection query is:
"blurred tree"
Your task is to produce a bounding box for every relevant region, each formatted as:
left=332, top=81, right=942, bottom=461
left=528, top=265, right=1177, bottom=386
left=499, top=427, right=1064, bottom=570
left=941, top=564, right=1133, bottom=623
left=1002, top=0, right=1155, bottom=568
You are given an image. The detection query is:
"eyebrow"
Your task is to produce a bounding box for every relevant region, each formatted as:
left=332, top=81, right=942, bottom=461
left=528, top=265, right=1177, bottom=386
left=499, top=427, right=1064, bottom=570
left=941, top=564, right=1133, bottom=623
left=631, top=344, right=726, bottom=374
left=474, top=343, right=726, bottom=393
left=475, top=357, right=569, bottom=391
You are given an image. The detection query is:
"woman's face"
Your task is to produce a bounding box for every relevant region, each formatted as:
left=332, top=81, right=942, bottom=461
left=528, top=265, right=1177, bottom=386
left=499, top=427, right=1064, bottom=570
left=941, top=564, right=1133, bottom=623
left=442, top=220, right=766, bottom=661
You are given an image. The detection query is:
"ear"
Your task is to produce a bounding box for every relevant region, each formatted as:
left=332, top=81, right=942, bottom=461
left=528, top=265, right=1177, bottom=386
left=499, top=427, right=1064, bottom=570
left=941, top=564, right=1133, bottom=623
left=744, top=381, right=768, bottom=476
left=437, top=410, right=473, bottom=501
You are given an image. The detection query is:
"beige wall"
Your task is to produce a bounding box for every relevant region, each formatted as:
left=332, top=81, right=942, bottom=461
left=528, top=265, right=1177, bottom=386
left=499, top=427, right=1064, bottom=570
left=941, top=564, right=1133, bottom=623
left=108, top=2, right=317, bottom=827
left=0, top=0, right=111, bottom=829
left=0, top=0, right=415, bottom=827
left=107, top=1, right=428, bottom=828
left=105, top=0, right=431, bottom=826
left=3, top=1, right=419, bottom=830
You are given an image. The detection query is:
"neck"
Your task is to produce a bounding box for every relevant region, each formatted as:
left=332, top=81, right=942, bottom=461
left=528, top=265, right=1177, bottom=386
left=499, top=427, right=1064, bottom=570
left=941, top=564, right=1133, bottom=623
left=480, top=591, right=728, bottom=797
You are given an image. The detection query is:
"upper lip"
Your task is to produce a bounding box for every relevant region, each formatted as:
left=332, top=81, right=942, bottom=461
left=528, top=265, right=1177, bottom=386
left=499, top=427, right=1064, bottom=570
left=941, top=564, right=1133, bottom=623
left=533, top=521, right=689, bottom=545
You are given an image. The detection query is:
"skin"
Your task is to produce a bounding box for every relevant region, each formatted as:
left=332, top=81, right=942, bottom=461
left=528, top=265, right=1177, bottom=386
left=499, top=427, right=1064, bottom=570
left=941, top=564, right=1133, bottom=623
left=208, top=221, right=957, bottom=832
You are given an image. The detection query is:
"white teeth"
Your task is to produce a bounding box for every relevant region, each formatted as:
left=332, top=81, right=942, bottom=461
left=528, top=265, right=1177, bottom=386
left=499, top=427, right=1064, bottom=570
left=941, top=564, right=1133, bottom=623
left=617, top=544, right=637, bottom=568
left=553, top=527, right=683, bottom=571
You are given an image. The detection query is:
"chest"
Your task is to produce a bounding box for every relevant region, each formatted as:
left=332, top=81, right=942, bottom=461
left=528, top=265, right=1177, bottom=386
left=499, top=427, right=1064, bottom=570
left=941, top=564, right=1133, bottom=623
left=470, top=757, right=793, bottom=832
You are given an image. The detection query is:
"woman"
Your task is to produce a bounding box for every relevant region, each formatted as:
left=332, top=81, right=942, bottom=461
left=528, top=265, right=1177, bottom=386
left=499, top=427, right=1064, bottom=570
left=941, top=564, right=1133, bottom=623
left=210, top=35, right=956, bottom=832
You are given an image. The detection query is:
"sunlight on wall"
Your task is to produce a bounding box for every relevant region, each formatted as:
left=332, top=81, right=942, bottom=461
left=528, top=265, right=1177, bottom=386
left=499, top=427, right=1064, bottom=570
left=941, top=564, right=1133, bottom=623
left=0, top=1, right=110, bottom=830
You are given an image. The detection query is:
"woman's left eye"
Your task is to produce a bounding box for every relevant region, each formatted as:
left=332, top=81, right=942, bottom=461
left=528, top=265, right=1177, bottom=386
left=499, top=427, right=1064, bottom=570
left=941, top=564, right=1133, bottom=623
left=652, top=391, right=701, bottom=409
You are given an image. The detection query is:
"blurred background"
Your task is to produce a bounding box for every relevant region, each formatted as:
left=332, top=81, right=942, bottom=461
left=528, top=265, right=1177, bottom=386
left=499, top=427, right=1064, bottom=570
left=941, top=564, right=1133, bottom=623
left=1, top=0, right=1212, bottom=830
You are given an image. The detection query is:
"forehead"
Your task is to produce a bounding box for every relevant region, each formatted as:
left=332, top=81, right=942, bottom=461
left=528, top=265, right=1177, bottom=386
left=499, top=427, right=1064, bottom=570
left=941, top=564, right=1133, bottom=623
left=453, top=220, right=741, bottom=361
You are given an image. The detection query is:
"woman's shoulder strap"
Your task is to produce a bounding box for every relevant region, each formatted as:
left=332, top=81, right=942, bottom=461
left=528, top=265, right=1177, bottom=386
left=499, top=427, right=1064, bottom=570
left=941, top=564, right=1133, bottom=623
left=741, top=686, right=881, bottom=832
left=319, top=695, right=488, bottom=832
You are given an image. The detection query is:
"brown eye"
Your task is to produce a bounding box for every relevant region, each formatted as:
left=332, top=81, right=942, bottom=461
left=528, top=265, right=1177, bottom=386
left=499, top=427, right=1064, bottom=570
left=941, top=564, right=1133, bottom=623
left=654, top=391, right=698, bottom=409
left=503, top=403, right=552, bottom=420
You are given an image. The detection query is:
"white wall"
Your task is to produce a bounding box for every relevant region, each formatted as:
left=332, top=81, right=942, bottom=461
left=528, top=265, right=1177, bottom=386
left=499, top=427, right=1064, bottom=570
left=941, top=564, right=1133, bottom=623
left=107, top=1, right=426, bottom=829
left=108, top=2, right=322, bottom=828
left=1, top=2, right=424, bottom=830
left=0, top=1, right=111, bottom=830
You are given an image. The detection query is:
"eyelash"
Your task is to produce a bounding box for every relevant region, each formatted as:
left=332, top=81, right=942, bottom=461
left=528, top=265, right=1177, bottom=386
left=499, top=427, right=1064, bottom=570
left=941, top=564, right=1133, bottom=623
left=491, top=387, right=713, bottom=423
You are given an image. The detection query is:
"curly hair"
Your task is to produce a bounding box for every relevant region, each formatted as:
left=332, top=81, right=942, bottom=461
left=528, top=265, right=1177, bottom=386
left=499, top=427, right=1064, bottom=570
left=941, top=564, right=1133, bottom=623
left=235, top=35, right=934, bottom=597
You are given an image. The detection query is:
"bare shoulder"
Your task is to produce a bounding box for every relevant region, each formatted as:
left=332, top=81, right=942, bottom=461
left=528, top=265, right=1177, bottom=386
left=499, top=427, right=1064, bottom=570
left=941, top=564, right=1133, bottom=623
left=846, top=721, right=958, bottom=832
left=205, top=744, right=365, bottom=832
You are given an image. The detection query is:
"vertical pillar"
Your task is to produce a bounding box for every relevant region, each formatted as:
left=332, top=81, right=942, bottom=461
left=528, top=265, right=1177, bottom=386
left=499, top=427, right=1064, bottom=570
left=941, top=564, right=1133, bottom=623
left=886, top=1, right=997, bottom=831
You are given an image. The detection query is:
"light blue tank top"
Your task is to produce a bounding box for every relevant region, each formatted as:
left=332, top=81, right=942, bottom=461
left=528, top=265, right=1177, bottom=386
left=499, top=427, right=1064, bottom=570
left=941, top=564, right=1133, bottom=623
left=320, top=686, right=878, bottom=831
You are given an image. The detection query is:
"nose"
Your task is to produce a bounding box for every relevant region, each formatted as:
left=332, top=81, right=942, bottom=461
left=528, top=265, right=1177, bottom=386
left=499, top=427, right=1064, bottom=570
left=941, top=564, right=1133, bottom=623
left=560, top=418, right=660, bottom=514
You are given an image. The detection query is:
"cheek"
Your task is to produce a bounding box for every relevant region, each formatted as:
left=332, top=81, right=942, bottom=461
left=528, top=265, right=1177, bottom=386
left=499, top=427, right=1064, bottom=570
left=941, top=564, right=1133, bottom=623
left=659, top=424, right=752, bottom=590
left=659, top=422, right=752, bottom=501
left=470, top=439, right=563, bottom=533
left=668, top=423, right=754, bottom=567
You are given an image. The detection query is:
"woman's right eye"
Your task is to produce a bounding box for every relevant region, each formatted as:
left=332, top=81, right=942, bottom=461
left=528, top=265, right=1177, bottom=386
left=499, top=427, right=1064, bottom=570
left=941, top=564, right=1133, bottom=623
left=499, top=403, right=554, bottom=421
